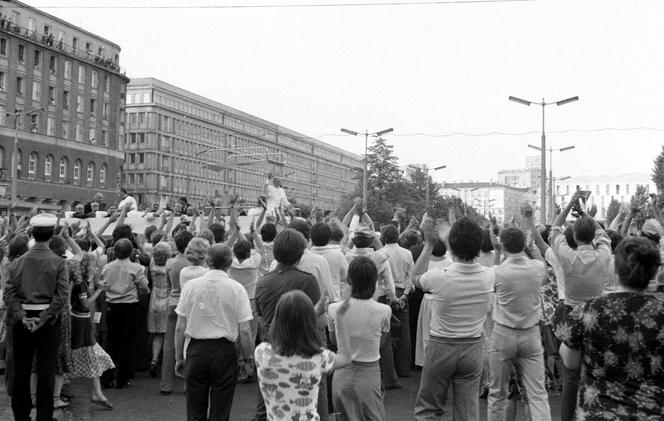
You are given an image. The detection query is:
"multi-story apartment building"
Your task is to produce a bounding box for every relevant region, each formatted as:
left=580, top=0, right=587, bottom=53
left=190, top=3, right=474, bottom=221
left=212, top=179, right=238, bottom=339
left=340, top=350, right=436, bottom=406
left=124, top=78, right=361, bottom=211
left=0, top=1, right=128, bottom=211
left=553, top=173, right=656, bottom=220
left=440, top=181, right=536, bottom=225
left=496, top=167, right=541, bottom=191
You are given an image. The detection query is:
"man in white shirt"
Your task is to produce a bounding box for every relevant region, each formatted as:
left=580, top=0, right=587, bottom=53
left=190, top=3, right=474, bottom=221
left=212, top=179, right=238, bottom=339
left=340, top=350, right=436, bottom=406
left=175, top=244, right=254, bottom=421
left=117, top=187, right=138, bottom=212
left=310, top=222, right=348, bottom=299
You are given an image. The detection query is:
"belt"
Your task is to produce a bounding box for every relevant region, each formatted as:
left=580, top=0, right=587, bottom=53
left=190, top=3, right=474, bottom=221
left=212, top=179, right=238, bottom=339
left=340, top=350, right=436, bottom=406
left=21, top=304, right=49, bottom=311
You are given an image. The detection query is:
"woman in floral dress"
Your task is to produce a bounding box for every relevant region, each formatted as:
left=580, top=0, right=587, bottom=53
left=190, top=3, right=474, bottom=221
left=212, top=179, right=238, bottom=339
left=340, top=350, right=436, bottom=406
left=148, top=243, right=171, bottom=377
left=559, top=236, right=664, bottom=420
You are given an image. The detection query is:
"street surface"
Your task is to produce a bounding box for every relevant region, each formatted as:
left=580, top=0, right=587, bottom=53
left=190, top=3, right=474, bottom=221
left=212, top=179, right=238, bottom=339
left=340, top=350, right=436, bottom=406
left=0, top=369, right=562, bottom=421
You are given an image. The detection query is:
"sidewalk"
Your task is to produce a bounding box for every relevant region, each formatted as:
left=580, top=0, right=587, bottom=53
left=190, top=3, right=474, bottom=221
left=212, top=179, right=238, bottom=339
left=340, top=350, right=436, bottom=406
left=0, top=376, right=82, bottom=421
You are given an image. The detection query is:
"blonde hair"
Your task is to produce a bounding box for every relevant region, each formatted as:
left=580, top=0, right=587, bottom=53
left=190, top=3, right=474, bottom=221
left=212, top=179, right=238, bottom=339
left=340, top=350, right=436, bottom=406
left=152, top=242, right=172, bottom=266
left=185, top=237, right=210, bottom=265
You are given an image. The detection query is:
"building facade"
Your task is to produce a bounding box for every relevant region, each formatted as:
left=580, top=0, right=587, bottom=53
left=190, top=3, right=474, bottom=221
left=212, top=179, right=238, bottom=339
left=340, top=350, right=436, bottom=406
left=553, top=173, right=656, bottom=220
left=440, top=182, right=536, bottom=225
left=124, top=78, right=361, bottom=211
left=496, top=167, right=541, bottom=191
left=0, top=1, right=128, bottom=211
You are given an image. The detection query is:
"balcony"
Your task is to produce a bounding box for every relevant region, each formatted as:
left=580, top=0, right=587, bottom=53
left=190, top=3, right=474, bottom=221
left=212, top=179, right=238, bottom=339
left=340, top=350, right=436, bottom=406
left=0, top=18, right=127, bottom=76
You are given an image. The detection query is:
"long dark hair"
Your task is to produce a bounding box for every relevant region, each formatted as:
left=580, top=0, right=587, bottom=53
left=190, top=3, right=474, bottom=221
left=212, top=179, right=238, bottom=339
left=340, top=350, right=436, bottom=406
left=269, top=290, right=322, bottom=357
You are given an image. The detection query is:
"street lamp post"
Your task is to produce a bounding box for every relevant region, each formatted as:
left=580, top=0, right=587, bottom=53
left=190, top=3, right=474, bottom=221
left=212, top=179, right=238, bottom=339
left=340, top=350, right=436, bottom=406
left=340, top=127, right=393, bottom=210
left=9, top=106, right=46, bottom=203
left=452, top=187, right=479, bottom=214
left=528, top=144, right=575, bottom=221
left=408, top=164, right=446, bottom=210
left=509, top=95, right=578, bottom=222
left=551, top=175, right=570, bottom=215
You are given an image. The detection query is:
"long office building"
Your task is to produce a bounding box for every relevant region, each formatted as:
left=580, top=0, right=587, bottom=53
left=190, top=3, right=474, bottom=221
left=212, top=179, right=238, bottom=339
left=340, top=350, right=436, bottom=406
left=124, top=78, right=361, bottom=211
left=0, top=1, right=128, bottom=211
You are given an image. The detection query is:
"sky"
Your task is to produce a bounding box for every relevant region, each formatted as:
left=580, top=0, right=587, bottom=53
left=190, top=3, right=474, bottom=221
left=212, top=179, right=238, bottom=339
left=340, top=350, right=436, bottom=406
left=26, top=0, right=664, bottom=184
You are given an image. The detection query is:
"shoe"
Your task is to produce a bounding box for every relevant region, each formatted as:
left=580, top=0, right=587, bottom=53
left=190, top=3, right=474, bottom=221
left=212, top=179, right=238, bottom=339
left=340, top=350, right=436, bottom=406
left=91, top=398, right=114, bottom=410
left=100, top=380, right=115, bottom=389
left=116, top=381, right=131, bottom=389
left=384, top=383, right=402, bottom=391
left=149, top=361, right=158, bottom=378
left=159, top=390, right=171, bottom=395
left=53, top=397, right=70, bottom=409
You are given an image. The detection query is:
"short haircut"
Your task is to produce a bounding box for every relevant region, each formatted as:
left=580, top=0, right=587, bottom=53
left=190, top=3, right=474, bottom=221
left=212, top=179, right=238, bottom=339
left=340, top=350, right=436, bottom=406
left=197, top=229, right=214, bottom=246
left=573, top=215, right=596, bottom=244
left=380, top=224, right=399, bottom=245
left=152, top=242, right=172, bottom=266
left=269, top=290, right=321, bottom=357
left=114, top=238, right=134, bottom=259
left=351, top=234, right=373, bottom=249
left=432, top=239, right=447, bottom=257
left=185, top=237, right=210, bottom=264
left=151, top=232, right=165, bottom=246
left=75, top=238, right=91, bottom=252
left=329, top=226, right=344, bottom=243
left=615, top=237, right=661, bottom=289
left=174, top=230, right=194, bottom=254
left=118, top=187, right=127, bottom=194
left=480, top=229, right=494, bottom=253
left=500, top=227, right=526, bottom=254
left=310, top=223, right=331, bottom=247
left=32, top=226, right=55, bottom=242
left=260, top=223, right=277, bottom=242
left=209, top=223, right=226, bottom=243
left=448, top=217, right=482, bottom=261
left=606, top=230, right=624, bottom=254
left=144, top=225, right=158, bottom=244
left=233, top=239, right=252, bottom=261
left=206, top=243, right=233, bottom=271
left=540, top=225, right=552, bottom=246
left=564, top=225, right=577, bottom=250
left=112, top=224, right=132, bottom=243
left=273, top=229, right=307, bottom=265
left=48, top=235, right=67, bottom=257
left=348, top=256, right=378, bottom=299
left=288, top=218, right=311, bottom=241
left=8, top=234, right=29, bottom=260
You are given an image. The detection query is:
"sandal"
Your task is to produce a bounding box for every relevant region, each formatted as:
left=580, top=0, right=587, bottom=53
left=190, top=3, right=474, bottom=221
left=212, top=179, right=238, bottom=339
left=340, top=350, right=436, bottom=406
left=53, top=397, right=70, bottom=409
left=91, top=398, right=114, bottom=410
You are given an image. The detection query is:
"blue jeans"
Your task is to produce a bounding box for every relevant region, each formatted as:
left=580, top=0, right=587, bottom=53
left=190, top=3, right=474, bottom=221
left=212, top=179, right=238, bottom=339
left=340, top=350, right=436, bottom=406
left=487, top=324, right=551, bottom=421
left=414, top=336, right=482, bottom=421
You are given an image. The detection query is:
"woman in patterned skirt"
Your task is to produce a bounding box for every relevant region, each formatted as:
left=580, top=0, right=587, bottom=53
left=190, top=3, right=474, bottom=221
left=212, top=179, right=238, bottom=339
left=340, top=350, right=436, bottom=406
left=147, top=243, right=171, bottom=377
left=67, top=252, right=115, bottom=409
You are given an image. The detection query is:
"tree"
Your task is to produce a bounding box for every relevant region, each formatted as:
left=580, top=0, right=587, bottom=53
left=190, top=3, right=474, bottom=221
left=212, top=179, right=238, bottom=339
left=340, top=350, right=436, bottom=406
left=366, top=137, right=403, bottom=201
left=605, top=198, right=620, bottom=225
left=652, top=146, right=664, bottom=209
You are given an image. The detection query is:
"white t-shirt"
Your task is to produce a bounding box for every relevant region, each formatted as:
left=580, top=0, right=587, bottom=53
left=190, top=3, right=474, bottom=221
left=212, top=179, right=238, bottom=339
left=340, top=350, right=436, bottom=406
left=179, top=266, right=208, bottom=289
left=118, top=195, right=138, bottom=212
left=328, top=298, right=391, bottom=362
left=229, top=252, right=262, bottom=299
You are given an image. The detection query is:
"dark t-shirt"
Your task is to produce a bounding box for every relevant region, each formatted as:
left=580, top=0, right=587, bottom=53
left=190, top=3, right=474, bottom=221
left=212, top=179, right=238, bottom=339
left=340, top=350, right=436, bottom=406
left=255, top=264, right=321, bottom=339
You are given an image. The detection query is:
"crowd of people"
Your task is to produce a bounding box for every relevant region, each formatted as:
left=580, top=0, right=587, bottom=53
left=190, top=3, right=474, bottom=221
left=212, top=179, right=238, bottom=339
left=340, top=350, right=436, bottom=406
left=1, top=178, right=664, bottom=421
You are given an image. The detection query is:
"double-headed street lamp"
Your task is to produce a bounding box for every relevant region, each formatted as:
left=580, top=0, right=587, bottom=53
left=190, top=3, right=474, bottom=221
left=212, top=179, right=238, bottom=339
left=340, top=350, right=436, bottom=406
left=340, top=127, right=394, bottom=210
left=408, top=164, right=446, bottom=210
left=452, top=187, right=479, bottom=214
left=528, top=144, right=575, bottom=221
left=9, top=106, right=47, bottom=203
left=509, top=95, right=578, bottom=222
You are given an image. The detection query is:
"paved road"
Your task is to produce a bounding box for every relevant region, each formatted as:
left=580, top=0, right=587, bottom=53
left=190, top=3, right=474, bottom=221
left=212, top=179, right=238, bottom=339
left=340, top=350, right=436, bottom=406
left=9, top=369, right=559, bottom=421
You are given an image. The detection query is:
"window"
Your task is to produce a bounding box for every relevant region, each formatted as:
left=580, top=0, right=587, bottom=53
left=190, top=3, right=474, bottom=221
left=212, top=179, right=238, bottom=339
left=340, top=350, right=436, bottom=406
left=27, top=17, right=36, bottom=35
left=0, top=105, right=5, bottom=126
left=89, top=127, right=95, bottom=143
left=143, top=93, right=150, bottom=103
left=73, top=160, right=81, bottom=182
left=606, top=184, right=610, bottom=194
left=0, top=71, right=5, bottom=90
left=44, top=155, right=53, bottom=177
left=47, top=116, right=55, bottom=135
left=18, top=45, right=24, bottom=63
left=138, top=133, right=145, bottom=143
left=48, top=86, right=55, bottom=104
left=75, top=124, right=83, bottom=141
left=566, top=185, right=570, bottom=195
left=97, top=46, right=103, bottom=57
left=626, top=184, right=630, bottom=195
left=86, top=162, right=94, bottom=185
left=63, top=90, right=69, bottom=110
left=130, top=153, right=135, bottom=164
left=103, top=102, right=109, bottom=118
left=76, top=95, right=83, bottom=112
left=130, top=133, right=136, bottom=144
left=78, top=65, right=85, bottom=84
left=102, top=130, right=108, bottom=146
left=91, top=70, right=98, bottom=88
left=32, top=81, right=40, bottom=101
left=49, top=56, right=56, bottom=74
left=616, top=184, right=620, bottom=195
left=30, top=114, right=38, bottom=133
left=59, top=157, right=68, bottom=180
left=139, top=153, right=144, bottom=164
left=16, top=77, right=24, bottom=96
left=139, top=113, right=145, bottom=125
left=33, top=50, right=41, bottom=69
left=28, top=152, right=37, bottom=176
left=72, top=37, right=79, bottom=52
left=64, top=61, right=71, bottom=79
left=85, top=42, right=91, bottom=54
left=100, top=164, right=106, bottom=186
left=0, top=38, right=6, bottom=56
left=43, top=24, right=51, bottom=36
left=61, top=121, right=69, bottom=138
left=89, top=98, right=95, bottom=113
left=104, top=75, right=110, bottom=92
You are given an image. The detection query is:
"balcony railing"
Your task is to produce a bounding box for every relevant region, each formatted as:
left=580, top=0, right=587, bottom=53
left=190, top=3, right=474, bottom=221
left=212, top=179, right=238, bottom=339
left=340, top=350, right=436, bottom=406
left=0, top=16, right=127, bottom=76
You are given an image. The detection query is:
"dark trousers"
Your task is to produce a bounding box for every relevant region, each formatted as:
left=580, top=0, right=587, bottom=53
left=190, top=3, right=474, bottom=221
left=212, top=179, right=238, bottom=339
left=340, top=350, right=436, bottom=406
left=393, top=288, right=411, bottom=377
left=185, top=338, right=237, bottom=421
left=12, top=315, right=61, bottom=421
left=103, top=302, right=138, bottom=386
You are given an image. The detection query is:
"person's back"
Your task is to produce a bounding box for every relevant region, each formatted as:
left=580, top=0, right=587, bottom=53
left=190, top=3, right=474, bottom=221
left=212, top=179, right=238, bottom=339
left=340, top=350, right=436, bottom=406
left=310, top=222, right=348, bottom=299
left=493, top=256, right=545, bottom=329
left=328, top=298, right=389, bottom=362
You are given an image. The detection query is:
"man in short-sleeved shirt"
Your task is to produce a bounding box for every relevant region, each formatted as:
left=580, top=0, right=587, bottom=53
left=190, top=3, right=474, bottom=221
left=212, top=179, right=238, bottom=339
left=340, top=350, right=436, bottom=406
left=174, top=244, right=253, bottom=421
